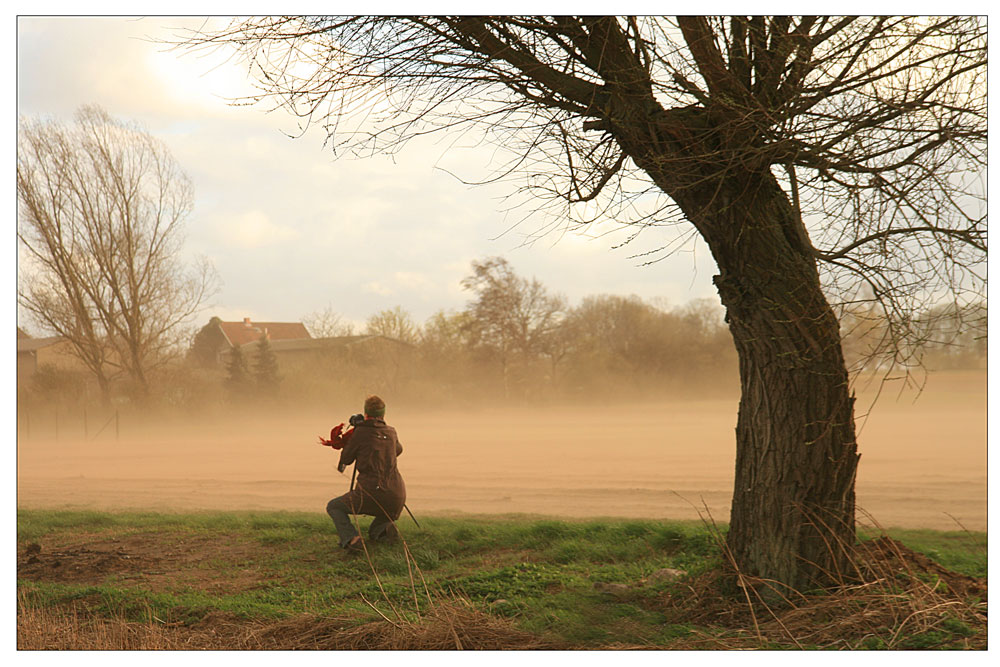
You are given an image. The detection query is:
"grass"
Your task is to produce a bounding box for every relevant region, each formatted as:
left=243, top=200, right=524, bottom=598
left=16, top=509, right=987, bottom=649
left=857, top=525, right=987, bottom=577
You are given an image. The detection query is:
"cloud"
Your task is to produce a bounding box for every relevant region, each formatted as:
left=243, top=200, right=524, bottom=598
left=363, top=282, right=393, bottom=296
left=16, top=16, right=726, bottom=327
left=220, top=210, right=301, bottom=249
left=391, top=271, right=432, bottom=291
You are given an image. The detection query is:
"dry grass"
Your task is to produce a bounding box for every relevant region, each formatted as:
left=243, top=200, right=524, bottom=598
left=657, top=515, right=987, bottom=650
left=249, top=599, right=565, bottom=650
left=17, top=594, right=564, bottom=650
left=18, top=593, right=180, bottom=650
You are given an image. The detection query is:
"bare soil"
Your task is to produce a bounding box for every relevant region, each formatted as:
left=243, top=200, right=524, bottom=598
left=18, top=532, right=277, bottom=595
left=17, top=369, right=986, bottom=531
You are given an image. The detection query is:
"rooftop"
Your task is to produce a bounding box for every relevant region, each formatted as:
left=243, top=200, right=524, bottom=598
left=17, top=336, right=68, bottom=353
left=218, top=318, right=311, bottom=347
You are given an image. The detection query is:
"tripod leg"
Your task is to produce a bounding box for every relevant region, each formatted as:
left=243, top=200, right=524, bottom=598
left=403, top=503, right=420, bottom=528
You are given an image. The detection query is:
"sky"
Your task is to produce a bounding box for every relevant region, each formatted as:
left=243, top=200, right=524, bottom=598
left=14, top=15, right=722, bottom=334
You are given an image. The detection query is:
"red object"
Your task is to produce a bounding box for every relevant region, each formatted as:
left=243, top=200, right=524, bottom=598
left=318, top=422, right=355, bottom=450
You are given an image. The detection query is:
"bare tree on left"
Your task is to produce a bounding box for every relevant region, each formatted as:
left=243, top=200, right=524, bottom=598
left=17, top=105, right=218, bottom=404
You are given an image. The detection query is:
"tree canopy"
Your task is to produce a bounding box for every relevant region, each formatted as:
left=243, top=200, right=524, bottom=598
left=182, top=16, right=985, bottom=355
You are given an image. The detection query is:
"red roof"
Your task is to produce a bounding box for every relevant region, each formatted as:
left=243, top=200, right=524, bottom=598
left=218, top=318, right=311, bottom=347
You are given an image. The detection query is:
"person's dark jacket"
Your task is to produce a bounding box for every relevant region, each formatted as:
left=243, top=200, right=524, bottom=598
left=338, top=418, right=406, bottom=519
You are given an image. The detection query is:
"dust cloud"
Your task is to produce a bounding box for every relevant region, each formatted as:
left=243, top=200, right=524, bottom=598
left=16, top=370, right=985, bottom=532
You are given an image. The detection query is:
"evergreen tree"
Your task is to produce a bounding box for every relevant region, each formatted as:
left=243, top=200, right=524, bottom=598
left=253, top=334, right=281, bottom=394
left=224, top=344, right=251, bottom=398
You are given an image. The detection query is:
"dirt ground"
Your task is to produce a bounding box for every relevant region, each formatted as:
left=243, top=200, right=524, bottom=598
left=16, top=369, right=986, bottom=531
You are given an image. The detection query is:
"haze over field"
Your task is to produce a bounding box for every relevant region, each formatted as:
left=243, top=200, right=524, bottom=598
left=14, top=16, right=988, bottom=541
left=17, top=370, right=986, bottom=532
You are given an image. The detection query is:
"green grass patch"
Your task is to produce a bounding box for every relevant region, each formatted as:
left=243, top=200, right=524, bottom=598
left=858, top=526, right=987, bottom=577
left=17, top=509, right=987, bottom=648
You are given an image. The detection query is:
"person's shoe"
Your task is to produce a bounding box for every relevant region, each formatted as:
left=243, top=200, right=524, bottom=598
left=343, top=536, right=364, bottom=553
left=378, top=524, right=400, bottom=545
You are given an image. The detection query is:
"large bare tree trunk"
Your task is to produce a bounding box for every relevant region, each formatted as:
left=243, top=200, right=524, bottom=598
left=704, top=175, right=861, bottom=590
left=613, top=106, right=863, bottom=589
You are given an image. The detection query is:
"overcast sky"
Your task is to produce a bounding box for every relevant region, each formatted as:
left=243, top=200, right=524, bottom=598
left=15, top=15, right=722, bottom=332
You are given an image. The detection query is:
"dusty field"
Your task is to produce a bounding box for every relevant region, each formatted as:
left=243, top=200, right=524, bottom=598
left=16, top=370, right=986, bottom=531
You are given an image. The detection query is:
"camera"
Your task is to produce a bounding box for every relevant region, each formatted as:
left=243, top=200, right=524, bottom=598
left=349, top=413, right=365, bottom=427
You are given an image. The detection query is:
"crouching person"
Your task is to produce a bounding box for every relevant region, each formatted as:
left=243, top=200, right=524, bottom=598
left=326, top=395, right=406, bottom=552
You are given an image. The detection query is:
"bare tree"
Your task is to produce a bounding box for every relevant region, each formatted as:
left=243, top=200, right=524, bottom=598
left=420, top=309, right=477, bottom=359
left=302, top=304, right=354, bottom=337
left=458, top=257, right=567, bottom=398
left=18, top=106, right=218, bottom=403
left=365, top=306, right=421, bottom=344
left=180, top=17, right=986, bottom=589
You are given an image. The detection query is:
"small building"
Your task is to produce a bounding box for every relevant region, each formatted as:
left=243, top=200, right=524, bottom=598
left=234, top=334, right=411, bottom=363
left=218, top=318, right=312, bottom=347
left=221, top=333, right=415, bottom=378
left=220, top=333, right=417, bottom=396
left=17, top=330, right=87, bottom=384
left=190, top=317, right=312, bottom=367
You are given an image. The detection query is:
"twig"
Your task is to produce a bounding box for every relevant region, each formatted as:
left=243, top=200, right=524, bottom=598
left=360, top=593, right=404, bottom=630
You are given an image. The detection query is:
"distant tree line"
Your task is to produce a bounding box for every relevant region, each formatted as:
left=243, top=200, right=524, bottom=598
left=837, top=299, right=987, bottom=372
left=289, top=256, right=985, bottom=407
left=399, top=257, right=738, bottom=402
left=20, top=255, right=985, bottom=413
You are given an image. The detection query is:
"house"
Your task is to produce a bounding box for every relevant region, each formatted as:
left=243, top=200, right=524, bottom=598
left=222, top=334, right=414, bottom=370
left=218, top=318, right=311, bottom=347
left=17, top=329, right=87, bottom=384
left=240, top=334, right=409, bottom=357
left=190, top=317, right=312, bottom=367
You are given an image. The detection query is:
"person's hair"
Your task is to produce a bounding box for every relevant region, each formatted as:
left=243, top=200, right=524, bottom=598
left=364, top=395, right=386, bottom=418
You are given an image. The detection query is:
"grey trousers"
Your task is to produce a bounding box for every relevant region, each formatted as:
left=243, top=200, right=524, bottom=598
left=326, top=494, right=398, bottom=548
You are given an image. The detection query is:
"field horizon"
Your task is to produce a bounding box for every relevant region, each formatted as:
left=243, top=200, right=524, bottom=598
left=17, top=368, right=987, bottom=532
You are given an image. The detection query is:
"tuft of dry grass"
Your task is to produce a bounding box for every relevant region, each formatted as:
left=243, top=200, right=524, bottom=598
left=656, top=516, right=987, bottom=650
left=18, top=593, right=180, bottom=650
left=248, top=598, right=565, bottom=650
left=17, top=594, right=564, bottom=650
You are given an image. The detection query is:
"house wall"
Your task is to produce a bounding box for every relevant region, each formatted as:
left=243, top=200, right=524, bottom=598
left=17, top=351, right=37, bottom=386
left=35, top=340, right=89, bottom=373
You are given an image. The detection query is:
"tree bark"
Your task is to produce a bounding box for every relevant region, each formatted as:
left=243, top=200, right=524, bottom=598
left=703, top=175, right=861, bottom=590
left=620, top=115, right=862, bottom=589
